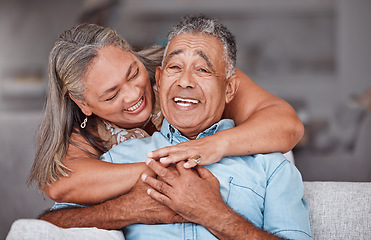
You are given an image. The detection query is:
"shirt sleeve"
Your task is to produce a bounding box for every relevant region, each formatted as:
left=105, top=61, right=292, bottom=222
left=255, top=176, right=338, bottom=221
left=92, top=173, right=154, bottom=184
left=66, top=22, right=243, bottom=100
left=263, top=160, right=312, bottom=240
left=100, top=150, right=113, bottom=163
left=51, top=202, right=86, bottom=211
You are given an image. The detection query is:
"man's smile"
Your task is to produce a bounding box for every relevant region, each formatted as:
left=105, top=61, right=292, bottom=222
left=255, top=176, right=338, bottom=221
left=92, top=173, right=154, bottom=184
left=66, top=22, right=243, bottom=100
left=173, top=97, right=200, bottom=107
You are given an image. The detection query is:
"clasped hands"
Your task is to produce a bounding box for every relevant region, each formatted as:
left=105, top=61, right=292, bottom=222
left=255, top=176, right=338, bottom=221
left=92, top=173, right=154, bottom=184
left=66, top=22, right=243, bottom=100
left=137, top=158, right=229, bottom=227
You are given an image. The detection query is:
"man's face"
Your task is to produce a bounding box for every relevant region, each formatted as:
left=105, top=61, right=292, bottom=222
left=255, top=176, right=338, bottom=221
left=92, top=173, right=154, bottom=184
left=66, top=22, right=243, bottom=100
left=156, top=33, right=237, bottom=139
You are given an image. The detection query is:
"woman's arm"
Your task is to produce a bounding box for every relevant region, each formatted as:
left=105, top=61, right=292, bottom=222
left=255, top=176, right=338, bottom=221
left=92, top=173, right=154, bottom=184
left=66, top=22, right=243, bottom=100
left=44, top=132, right=147, bottom=205
left=147, top=69, right=304, bottom=167
left=220, top=69, right=304, bottom=155
left=41, top=167, right=184, bottom=230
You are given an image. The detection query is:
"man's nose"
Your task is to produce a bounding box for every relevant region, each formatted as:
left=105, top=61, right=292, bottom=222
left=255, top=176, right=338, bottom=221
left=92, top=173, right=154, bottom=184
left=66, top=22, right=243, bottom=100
left=177, top=69, right=196, bottom=89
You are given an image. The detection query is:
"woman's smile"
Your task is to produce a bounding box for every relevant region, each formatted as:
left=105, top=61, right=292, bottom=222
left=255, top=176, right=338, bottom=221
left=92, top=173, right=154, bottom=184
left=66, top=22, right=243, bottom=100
left=124, top=96, right=145, bottom=113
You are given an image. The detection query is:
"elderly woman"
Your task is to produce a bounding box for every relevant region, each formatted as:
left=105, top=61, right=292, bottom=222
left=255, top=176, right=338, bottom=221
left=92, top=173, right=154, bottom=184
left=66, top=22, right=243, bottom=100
left=28, top=23, right=303, bottom=205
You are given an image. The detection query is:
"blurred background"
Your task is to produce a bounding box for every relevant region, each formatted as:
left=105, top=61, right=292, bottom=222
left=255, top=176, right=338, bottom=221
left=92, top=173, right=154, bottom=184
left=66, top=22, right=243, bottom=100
left=0, top=0, right=370, bottom=238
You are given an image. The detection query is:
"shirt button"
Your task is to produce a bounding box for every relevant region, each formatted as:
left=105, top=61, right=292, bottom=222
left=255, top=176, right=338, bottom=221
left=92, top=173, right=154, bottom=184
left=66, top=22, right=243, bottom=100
left=171, top=128, right=175, bottom=133
left=167, top=133, right=170, bottom=138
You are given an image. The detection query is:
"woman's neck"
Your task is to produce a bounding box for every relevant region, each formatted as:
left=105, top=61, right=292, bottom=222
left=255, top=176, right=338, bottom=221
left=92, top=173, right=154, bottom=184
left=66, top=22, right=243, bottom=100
left=142, top=118, right=156, bottom=135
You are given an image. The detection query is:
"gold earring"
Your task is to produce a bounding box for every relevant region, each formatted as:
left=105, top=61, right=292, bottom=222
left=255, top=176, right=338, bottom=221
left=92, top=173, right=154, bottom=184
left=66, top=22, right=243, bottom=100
left=80, top=116, right=88, bottom=129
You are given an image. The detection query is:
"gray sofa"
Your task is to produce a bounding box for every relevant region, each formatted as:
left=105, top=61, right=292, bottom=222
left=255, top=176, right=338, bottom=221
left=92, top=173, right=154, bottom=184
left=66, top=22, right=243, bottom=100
left=6, top=181, right=371, bottom=240
left=303, top=181, right=370, bottom=240
left=2, top=112, right=371, bottom=239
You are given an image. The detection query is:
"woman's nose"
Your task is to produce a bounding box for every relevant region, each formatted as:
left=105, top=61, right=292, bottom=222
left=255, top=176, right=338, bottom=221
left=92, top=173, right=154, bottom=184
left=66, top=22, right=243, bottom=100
left=120, top=83, right=141, bottom=105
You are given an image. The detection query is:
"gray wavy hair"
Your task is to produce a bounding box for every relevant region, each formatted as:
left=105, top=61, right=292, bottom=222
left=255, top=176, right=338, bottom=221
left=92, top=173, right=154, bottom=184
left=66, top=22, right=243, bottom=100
left=164, top=15, right=237, bottom=79
left=28, top=23, right=164, bottom=192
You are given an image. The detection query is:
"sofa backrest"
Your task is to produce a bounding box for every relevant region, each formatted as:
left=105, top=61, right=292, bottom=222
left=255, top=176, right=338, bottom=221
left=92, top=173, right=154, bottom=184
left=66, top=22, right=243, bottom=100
left=304, top=181, right=371, bottom=240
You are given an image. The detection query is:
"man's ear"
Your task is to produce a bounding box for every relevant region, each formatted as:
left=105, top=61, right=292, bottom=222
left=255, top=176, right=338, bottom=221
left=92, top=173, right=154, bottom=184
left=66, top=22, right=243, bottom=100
left=155, top=66, right=163, bottom=89
left=69, top=93, right=92, bottom=116
left=225, top=74, right=240, bottom=104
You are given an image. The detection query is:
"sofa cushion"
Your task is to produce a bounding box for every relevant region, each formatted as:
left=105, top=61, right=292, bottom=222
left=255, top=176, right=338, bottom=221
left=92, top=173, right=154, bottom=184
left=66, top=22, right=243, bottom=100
left=304, top=181, right=371, bottom=240
left=6, top=219, right=124, bottom=240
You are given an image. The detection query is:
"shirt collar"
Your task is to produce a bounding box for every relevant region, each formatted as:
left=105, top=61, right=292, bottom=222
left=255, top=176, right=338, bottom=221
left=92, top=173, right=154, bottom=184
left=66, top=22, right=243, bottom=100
left=160, top=118, right=235, bottom=144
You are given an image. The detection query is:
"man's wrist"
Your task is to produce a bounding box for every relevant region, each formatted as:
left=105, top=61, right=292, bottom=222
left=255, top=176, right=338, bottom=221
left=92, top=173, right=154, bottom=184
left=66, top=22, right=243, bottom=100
left=199, top=203, right=260, bottom=240
left=196, top=202, right=233, bottom=232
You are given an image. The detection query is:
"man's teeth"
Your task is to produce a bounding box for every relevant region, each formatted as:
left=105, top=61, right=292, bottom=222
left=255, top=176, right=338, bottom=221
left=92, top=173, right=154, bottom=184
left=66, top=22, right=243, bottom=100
left=174, top=97, right=199, bottom=106
left=125, top=98, right=143, bottom=111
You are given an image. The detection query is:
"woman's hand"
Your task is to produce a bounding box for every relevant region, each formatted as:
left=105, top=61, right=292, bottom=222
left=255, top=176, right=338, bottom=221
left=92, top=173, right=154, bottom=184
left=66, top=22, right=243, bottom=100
left=146, top=133, right=227, bottom=168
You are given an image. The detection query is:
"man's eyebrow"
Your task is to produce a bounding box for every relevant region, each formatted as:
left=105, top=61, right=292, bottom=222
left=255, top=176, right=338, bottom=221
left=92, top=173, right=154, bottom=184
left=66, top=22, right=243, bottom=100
left=164, top=49, right=183, bottom=65
left=196, top=50, right=215, bottom=73
left=99, top=61, right=137, bottom=99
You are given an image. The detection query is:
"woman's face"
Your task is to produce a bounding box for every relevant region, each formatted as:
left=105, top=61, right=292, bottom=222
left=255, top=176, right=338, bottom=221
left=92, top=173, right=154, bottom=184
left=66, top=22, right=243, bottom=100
left=75, top=44, right=154, bottom=129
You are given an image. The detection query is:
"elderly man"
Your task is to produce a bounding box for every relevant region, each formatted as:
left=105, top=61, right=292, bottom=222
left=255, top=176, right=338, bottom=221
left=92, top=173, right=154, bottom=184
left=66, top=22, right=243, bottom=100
left=95, top=15, right=311, bottom=240
left=9, top=15, right=310, bottom=240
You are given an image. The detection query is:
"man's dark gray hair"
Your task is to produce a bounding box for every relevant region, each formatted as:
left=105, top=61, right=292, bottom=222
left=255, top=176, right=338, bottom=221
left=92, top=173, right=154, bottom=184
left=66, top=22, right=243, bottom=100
left=165, top=15, right=237, bottom=79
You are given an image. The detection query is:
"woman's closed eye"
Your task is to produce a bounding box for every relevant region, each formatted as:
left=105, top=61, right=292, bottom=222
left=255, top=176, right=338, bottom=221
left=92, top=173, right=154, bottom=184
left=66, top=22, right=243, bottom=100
left=105, top=91, right=119, bottom=101
left=128, top=67, right=139, bottom=81
left=104, top=67, right=139, bottom=102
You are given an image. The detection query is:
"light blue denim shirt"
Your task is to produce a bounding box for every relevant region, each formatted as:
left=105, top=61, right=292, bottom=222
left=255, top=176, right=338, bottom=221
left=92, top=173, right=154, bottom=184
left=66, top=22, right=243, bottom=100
left=99, top=119, right=312, bottom=240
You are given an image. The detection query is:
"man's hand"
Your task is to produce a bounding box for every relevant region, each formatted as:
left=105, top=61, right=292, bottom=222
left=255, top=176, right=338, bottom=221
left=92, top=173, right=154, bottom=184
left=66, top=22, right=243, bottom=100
left=142, top=158, right=228, bottom=226
left=126, top=167, right=185, bottom=225
left=141, top=159, right=283, bottom=240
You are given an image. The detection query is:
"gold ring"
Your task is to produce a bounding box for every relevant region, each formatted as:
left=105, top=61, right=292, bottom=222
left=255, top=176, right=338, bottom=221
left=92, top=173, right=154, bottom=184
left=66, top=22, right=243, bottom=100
left=189, top=155, right=202, bottom=164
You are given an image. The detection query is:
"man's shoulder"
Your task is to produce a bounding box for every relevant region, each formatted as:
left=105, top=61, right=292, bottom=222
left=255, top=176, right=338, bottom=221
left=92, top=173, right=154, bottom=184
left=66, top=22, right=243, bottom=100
left=253, top=152, right=286, bottom=162
left=214, top=152, right=289, bottom=182
left=251, top=152, right=290, bottom=175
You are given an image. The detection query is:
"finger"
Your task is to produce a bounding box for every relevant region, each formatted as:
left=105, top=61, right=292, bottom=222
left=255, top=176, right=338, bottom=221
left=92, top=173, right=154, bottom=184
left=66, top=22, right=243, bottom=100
left=147, top=145, right=175, bottom=159
left=195, top=165, right=215, bottom=180
left=148, top=144, right=195, bottom=162
left=145, top=158, right=177, bottom=183
left=159, top=151, right=188, bottom=165
left=147, top=188, right=171, bottom=207
left=175, top=161, right=188, bottom=174
left=183, top=159, right=197, bottom=169
left=163, top=152, right=203, bottom=167
left=142, top=173, right=172, bottom=196
left=156, top=158, right=171, bottom=168
left=184, top=154, right=203, bottom=168
left=142, top=166, right=156, bottom=177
